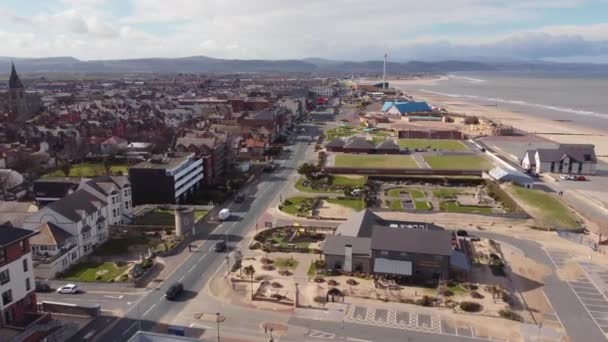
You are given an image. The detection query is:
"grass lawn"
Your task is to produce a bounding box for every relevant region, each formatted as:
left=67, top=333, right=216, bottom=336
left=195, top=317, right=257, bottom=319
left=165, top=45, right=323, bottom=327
left=389, top=200, right=402, bottom=209
left=334, top=154, right=419, bottom=169
left=326, top=198, right=365, bottom=211
left=440, top=201, right=493, bottom=214
left=424, top=155, right=494, bottom=170
left=410, top=189, right=425, bottom=199
left=508, top=185, right=579, bottom=229
left=414, top=201, right=432, bottom=210
left=62, top=261, right=130, bottom=282
left=44, top=163, right=128, bottom=178
left=274, top=257, right=299, bottom=270
left=281, top=196, right=313, bottom=215
left=296, top=175, right=365, bottom=193
left=93, top=238, right=148, bottom=256
left=433, top=188, right=461, bottom=198
left=387, top=188, right=426, bottom=199
left=134, top=209, right=208, bottom=226
left=398, top=139, right=468, bottom=151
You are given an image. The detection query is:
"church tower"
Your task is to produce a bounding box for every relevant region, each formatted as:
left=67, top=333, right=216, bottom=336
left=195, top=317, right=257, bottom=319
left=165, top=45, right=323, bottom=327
left=7, top=63, right=28, bottom=119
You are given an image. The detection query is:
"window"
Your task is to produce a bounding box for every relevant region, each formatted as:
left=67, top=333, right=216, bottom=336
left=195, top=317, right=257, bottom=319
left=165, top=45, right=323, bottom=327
left=0, top=269, right=9, bottom=285
left=0, top=248, right=6, bottom=263
left=23, top=259, right=28, bottom=272
left=113, top=209, right=117, bottom=217
left=25, top=278, right=31, bottom=291
left=2, top=290, right=13, bottom=306
left=112, top=197, right=116, bottom=204
left=20, top=240, right=27, bottom=252
left=380, top=251, right=389, bottom=256
left=400, top=252, right=409, bottom=257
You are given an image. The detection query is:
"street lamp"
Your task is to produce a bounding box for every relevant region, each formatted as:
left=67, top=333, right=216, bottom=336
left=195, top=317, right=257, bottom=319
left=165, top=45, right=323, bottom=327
left=225, top=255, right=230, bottom=277
left=216, top=312, right=225, bottom=342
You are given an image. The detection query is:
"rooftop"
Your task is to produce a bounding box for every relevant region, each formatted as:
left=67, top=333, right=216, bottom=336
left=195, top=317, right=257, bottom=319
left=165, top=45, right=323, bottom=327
left=130, top=152, right=195, bottom=170
left=0, top=225, right=38, bottom=248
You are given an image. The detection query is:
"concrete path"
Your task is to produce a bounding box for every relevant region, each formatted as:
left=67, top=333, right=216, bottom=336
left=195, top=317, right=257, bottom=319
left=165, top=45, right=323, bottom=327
left=411, top=153, right=431, bottom=169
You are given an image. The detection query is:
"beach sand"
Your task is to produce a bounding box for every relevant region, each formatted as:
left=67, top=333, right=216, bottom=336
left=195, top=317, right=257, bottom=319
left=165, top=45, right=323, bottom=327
left=391, top=79, right=608, bottom=161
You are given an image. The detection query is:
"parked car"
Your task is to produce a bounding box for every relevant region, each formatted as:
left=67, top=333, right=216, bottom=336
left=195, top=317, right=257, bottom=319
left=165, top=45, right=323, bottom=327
left=577, top=175, right=587, bottom=181
left=56, top=284, right=79, bottom=294
left=35, top=281, right=51, bottom=293
left=456, top=230, right=469, bottom=237
left=234, top=193, right=245, bottom=203
left=263, top=163, right=276, bottom=172
left=559, top=175, right=569, bottom=180
left=214, top=240, right=227, bottom=252
left=165, top=282, right=184, bottom=300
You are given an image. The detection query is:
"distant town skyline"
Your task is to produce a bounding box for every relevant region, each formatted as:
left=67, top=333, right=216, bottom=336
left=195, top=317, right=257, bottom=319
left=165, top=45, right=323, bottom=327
left=1, top=0, right=608, bottom=62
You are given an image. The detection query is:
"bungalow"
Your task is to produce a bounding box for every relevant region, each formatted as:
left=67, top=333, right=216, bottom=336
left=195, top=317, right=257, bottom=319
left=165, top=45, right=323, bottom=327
left=100, top=136, right=128, bottom=155
left=342, top=137, right=375, bottom=154
left=521, top=144, right=597, bottom=175
left=375, top=139, right=400, bottom=154
left=323, top=210, right=456, bottom=281
left=383, top=101, right=432, bottom=116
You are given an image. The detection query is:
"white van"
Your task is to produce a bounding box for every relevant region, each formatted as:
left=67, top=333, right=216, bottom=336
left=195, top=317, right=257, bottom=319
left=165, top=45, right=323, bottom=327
left=218, top=208, right=231, bottom=221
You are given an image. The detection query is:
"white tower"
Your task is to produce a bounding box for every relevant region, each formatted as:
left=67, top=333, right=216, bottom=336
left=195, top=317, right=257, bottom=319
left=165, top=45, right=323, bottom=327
left=383, top=53, right=387, bottom=89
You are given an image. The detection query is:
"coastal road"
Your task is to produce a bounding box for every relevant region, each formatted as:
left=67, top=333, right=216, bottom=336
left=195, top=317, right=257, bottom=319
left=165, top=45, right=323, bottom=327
left=82, top=119, right=324, bottom=342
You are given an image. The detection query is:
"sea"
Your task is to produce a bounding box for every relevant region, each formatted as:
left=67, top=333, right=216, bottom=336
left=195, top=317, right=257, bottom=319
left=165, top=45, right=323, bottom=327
left=415, top=71, right=608, bottom=130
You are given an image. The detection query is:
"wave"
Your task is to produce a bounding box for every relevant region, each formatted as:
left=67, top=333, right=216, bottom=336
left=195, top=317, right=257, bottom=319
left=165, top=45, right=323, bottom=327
left=446, top=75, right=486, bottom=83
left=419, top=89, right=608, bottom=119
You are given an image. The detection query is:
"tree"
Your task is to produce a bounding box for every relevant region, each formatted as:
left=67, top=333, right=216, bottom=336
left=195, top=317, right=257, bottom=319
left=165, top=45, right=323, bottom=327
left=243, top=265, right=256, bottom=299
left=297, top=163, right=320, bottom=180
left=60, top=161, right=72, bottom=177
left=102, top=157, right=112, bottom=175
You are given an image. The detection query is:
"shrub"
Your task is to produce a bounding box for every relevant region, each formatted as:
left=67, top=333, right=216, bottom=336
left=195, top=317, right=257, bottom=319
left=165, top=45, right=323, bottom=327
left=499, top=309, right=522, bottom=321
left=96, top=275, right=103, bottom=281
left=328, top=279, right=339, bottom=286
left=416, top=295, right=434, bottom=307
left=271, top=282, right=283, bottom=288
left=119, top=274, right=129, bottom=282
left=271, top=293, right=284, bottom=301
left=346, top=279, right=358, bottom=286
left=462, top=283, right=478, bottom=291
left=279, top=269, right=292, bottom=276
left=250, top=241, right=261, bottom=250
left=261, top=257, right=273, bottom=264
left=262, top=264, right=275, bottom=271
left=490, top=262, right=506, bottom=276
left=231, top=259, right=242, bottom=273
left=314, top=296, right=327, bottom=304
left=400, top=298, right=415, bottom=304
left=314, top=276, right=325, bottom=283
left=470, top=291, right=484, bottom=299
left=459, top=301, right=483, bottom=312
left=115, top=260, right=126, bottom=267
left=445, top=299, right=459, bottom=309
left=439, top=288, right=454, bottom=297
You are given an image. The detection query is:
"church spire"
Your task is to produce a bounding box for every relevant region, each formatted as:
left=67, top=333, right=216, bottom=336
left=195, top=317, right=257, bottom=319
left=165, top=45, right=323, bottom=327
left=9, top=62, right=24, bottom=89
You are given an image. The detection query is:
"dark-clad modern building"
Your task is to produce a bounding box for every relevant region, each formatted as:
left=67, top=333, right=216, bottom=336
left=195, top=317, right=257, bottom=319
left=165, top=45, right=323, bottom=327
left=129, top=152, right=203, bottom=205
left=322, top=210, right=454, bottom=281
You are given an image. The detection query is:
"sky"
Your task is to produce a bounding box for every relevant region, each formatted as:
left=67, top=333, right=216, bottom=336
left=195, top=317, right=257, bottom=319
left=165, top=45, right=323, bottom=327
left=2, top=0, right=608, bottom=62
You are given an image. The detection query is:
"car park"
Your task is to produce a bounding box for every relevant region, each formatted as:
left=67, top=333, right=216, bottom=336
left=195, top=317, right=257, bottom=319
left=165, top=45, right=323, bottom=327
left=165, top=282, right=184, bottom=300
left=56, top=284, right=79, bottom=294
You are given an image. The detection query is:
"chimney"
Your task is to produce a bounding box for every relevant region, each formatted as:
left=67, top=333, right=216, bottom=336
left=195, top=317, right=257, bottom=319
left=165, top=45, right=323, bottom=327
left=344, top=244, right=352, bottom=273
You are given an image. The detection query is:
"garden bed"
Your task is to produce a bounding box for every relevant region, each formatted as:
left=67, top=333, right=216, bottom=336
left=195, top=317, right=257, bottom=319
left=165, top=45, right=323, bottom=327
left=60, top=261, right=131, bottom=282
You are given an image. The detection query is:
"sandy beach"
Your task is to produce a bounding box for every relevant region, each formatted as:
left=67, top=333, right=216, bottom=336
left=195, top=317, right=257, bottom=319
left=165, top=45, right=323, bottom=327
left=390, top=79, right=608, bottom=161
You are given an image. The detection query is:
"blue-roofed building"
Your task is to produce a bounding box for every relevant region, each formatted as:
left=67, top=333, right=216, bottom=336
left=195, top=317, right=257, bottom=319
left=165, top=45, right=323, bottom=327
left=384, top=101, right=432, bottom=115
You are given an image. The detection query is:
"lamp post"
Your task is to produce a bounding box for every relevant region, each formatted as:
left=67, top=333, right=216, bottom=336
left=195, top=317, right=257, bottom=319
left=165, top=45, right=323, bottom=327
left=216, top=312, right=225, bottom=342
left=225, top=255, right=230, bottom=277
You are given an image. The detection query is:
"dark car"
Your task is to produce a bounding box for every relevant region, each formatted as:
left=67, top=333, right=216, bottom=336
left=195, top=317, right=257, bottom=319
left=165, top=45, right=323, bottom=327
left=234, top=194, right=245, bottom=203
left=35, top=281, right=51, bottom=293
left=214, top=240, right=227, bottom=252
left=165, top=282, right=184, bottom=300
left=263, top=163, right=275, bottom=172
left=456, top=230, right=468, bottom=237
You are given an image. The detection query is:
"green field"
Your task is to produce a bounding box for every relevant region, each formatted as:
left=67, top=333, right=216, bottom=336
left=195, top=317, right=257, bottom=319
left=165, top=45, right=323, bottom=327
left=325, top=198, right=365, bottom=211
left=508, top=185, right=579, bottom=229
left=280, top=196, right=313, bottom=215
left=295, top=175, right=365, bottom=193
left=424, top=155, right=494, bottom=170
left=439, top=201, right=493, bottom=214
left=44, top=163, right=128, bottom=178
left=414, top=201, right=432, bottom=210
left=325, top=126, right=360, bottom=140
left=398, top=139, right=468, bottom=151
left=334, top=154, right=419, bottom=169
left=62, top=261, right=130, bottom=282
left=433, top=188, right=461, bottom=198
left=134, top=209, right=208, bottom=226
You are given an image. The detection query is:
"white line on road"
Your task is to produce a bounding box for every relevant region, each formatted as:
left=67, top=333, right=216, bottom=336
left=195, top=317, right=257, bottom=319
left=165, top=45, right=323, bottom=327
left=198, top=253, right=208, bottom=262
left=83, top=330, right=96, bottom=339
left=143, top=303, right=157, bottom=317
left=188, top=264, right=197, bottom=273
left=178, top=275, right=185, bottom=282
left=104, top=295, right=124, bottom=299
left=122, top=322, right=138, bottom=336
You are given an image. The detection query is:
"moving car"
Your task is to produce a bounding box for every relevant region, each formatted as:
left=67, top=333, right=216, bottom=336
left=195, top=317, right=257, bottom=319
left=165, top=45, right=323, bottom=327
left=165, top=282, right=184, bottom=300
left=234, top=193, right=245, bottom=203
left=214, top=240, right=227, bottom=252
left=56, top=284, right=79, bottom=294
left=35, top=281, right=51, bottom=293
left=218, top=208, right=231, bottom=221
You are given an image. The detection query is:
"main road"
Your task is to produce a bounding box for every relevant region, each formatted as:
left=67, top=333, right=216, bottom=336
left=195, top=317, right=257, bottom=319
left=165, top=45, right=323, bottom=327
left=79, top=119, right=323, bottom=342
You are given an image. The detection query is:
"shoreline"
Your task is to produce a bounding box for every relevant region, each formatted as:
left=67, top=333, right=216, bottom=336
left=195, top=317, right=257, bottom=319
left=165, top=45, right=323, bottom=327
left=390, top=80, right=608, bottom=161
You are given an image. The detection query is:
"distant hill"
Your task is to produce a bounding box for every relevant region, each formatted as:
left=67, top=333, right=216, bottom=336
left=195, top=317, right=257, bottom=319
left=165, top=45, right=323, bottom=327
left=0, top=55, right=606, bottom=75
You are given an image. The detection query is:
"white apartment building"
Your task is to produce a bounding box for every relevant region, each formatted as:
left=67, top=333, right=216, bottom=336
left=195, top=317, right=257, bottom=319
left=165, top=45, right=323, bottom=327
left=79, top=175, right=133, bottom=225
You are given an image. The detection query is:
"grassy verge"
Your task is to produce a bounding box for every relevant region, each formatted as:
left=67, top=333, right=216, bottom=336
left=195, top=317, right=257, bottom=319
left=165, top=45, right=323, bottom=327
left=325, top=126, right=360, bottom=140
left=424, top=155, right=494, bottom=170
left=295, top=175, right=365, bottom=193
left=134, top=209, right=207, bottom=226
left=433, top=188, right=461, bottom=198
left=440, top=201, right=493, bottom=214
left=325, top=198, right=365, bottom=211
left=398, top=139, right=468, bottom=151
left=44, top=163, right=129, bottom=178
left=62, top=261, right=130, bottom=282
left=414, top=201, right=432, bottom=210
left=508, top=185, right=578, bottom=229
left=280, top=196, right=313, bottom=215
left=334, top=154, right=419, bottom=169
left=93, top=238, right=147, bottom=256
left=389, top=200, right=402, bottom=209
left=274, top=257, right=299, bottom=270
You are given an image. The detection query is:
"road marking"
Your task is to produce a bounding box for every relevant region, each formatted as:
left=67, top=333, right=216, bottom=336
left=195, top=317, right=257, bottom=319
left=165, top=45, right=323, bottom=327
left=178, top=275, right=185, bottom=282
left=142, top=303, right=157, bottom=317
left=188, top=264, right=197, bottom=273
left=83, top=330, right=96, bottom=339
left=198, top=253, right=208, bottom=262
left=104, top=295, right=124, bottom=299
left=122, top=322, right=138, bottom=336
